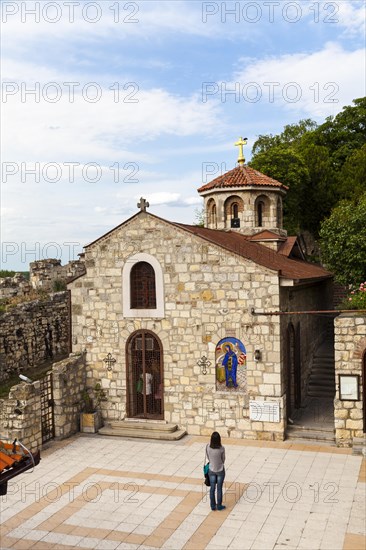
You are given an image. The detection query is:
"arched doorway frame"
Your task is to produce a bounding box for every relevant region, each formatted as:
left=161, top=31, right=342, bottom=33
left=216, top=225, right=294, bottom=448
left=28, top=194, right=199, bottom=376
left=363, top=349, right=366, bottom=433
left=126, top=329, right=164, bottom=420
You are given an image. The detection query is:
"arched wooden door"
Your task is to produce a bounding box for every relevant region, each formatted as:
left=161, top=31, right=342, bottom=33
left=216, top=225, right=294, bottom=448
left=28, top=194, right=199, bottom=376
left=126, top=330, right=163, bottom=420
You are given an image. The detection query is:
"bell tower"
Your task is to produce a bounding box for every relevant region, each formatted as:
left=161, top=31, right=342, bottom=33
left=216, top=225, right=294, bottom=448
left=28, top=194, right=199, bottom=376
left=197, top=137, right=288, bottom=238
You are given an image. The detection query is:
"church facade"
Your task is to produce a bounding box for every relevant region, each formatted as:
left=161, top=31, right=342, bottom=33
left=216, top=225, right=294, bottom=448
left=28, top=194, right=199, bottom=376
left=69, top=143, right=333, bottom=441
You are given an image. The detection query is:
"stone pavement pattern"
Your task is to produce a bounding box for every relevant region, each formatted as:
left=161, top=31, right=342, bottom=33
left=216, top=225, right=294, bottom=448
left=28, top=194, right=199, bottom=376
left=0, top=435, right=365, bottom=549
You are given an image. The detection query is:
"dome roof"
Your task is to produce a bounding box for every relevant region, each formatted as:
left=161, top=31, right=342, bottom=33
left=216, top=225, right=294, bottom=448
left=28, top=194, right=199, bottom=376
left=198, top=165, right=288, bottom=193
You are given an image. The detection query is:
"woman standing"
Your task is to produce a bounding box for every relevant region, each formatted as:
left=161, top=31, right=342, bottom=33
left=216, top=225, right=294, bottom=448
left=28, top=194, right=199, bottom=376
left=206, top=431, right=226, bottom=511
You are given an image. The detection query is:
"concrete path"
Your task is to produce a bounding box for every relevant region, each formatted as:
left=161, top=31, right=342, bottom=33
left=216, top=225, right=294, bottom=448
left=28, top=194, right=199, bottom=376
left=1, top=435, right=365, bottom=549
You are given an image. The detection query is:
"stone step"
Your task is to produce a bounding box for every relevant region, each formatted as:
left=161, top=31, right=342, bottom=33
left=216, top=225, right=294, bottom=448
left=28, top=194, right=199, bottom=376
left=310, top=368, right=335, bottom=375
left=289, top=423, right=334, bottom=434
left=352, top=437, right=366, bottom=456
left=312, top=360, right=334, bottom=367
left=286, top=427, right=335, bottom=443
left=99, top=424, right=187, bottom=441
left=309, top=378, right=335, bottom=390
left=307, top=389, right=335, bottom=398
left=109, top=421, right=178, bottom=432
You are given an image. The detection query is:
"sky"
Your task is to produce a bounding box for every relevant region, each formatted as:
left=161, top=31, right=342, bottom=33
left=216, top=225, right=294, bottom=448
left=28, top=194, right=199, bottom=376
left=1, top=0, right=365, bottom=271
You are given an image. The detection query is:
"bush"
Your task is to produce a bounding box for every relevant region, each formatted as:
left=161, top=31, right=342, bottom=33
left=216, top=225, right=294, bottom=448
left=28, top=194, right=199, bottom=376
left=53, top=279, right=67, bottom=292
left=340, top=281, right=366, bottom=310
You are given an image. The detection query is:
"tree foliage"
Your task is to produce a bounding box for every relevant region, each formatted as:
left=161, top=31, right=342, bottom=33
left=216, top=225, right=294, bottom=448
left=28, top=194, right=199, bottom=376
left=319, top=193, right=366, bottom=285
left=249, top=97, right=366, bottom=237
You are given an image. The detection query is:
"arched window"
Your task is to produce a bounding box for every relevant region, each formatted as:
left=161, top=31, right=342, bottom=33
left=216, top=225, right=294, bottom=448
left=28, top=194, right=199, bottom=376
left=130, top=262, right=156, bottom=309
left=211, top=204, right=217, bottom=227
left=224, top=196, right=243, bottom=228
left=257, top=201, right=264, bottom=227
left=231, top=203, right=239, bottom=219
left=255, top=195, right=270, bottom=227
left=277, top=198, right=282, bottom=228
left=207, top=199, right=217, bottom=228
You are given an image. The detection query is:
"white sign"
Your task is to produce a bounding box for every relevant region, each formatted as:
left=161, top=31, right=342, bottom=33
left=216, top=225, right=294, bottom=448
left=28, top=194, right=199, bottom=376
left=249, top=400, right=280, bottom=423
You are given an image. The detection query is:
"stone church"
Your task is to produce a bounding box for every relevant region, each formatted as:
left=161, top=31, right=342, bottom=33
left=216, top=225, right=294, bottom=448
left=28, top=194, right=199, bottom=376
left=69, top=140, right=333, bottom=441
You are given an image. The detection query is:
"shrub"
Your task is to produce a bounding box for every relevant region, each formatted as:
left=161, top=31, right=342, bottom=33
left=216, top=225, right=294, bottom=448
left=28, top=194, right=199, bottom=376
left=340, top=281, right=366, bottom=310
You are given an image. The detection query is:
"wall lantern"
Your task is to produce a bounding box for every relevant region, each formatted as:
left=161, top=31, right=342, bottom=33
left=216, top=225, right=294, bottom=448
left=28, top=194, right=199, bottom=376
left=254, top=349, right=262, bottom=362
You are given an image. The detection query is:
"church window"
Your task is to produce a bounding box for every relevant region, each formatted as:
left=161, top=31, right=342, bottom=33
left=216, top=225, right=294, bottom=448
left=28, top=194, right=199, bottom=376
left=130, top=262, right=156, bottom=309
left=224, top=196, right=243, bottom=229
left=257, top=201, right=264, bottom=227
left=230, top=202, right=240, bottom=228
left=207, top=199, right=217, bottom=228
left=211, top=204, right=217, bottom=227
left=255, top=195, right=269, bottom=227
left=277, top=198, right=282, bottom=228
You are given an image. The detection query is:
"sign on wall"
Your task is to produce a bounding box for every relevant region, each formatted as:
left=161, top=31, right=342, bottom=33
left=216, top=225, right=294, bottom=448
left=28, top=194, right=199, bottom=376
left=215, top=337, right=247, bottom=392
left=249, top=400, right=281, bottom=423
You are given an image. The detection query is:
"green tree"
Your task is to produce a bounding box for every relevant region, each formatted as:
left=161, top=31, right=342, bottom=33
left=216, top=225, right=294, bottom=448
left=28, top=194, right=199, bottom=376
left=338, top=144, right=366, bottom=201
left=299, top=143, right=336, bottom=234
left=193, top=206, right=205, bottom=227
left=319, top=193, right=366, bottom=285
left=250, top=146, right=309, bottom=234
left=312, top=97, right=366, bottom=170
left=252, top=119, right=317, bottom=156
left=250, top=98, right=366, bottom=236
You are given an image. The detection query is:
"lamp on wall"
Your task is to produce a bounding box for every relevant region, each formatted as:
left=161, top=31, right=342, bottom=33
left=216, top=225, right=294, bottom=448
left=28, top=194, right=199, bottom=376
left=254, top=349, right=262, bottom=362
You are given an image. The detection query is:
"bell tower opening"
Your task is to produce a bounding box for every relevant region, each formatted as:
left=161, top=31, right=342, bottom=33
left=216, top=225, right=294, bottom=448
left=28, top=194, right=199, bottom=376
left=224, top=196, right=243, bottom=230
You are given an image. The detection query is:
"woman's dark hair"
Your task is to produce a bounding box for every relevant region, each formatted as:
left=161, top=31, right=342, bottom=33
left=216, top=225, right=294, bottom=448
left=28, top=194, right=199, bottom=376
left=210, top=431, right=221, bottom=449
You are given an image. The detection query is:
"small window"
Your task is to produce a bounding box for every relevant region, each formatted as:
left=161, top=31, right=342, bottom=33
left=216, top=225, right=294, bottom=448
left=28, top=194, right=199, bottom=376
left=130, top=262, right=156, bottom=309
left=211, top=204, right=217, bottom=227
left=257, top=201, right=264, bottom=227
left=231, top=203, right=239, bottom=219
left=277, top=198, right=282, bottom=228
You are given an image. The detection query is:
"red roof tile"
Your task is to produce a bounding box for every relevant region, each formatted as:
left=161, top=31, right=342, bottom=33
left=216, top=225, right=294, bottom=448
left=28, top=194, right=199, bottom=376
left=174, top=224, right=331, bottom=282
left=248, top=230, right=286, bottom=242
left=76, top=212, right=331, bottom=284
left=278, top=237, right=298, bottom=257
left=198, top=165, right=288, bottom=193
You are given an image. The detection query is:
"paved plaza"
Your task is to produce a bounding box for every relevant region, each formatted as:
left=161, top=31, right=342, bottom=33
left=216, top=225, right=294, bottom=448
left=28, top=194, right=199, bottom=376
left=1, top=435, right=365, bottom=550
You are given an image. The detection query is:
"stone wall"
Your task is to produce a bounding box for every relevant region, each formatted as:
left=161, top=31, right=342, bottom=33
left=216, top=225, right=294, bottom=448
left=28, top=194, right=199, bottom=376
left=30, top=259, right=85, bottom=291
left=0, top=274, right=31, bottom=299
left=0, top=292, right=70, bottom=381
left=69, top=212, right=287, bottom=440
left=0, top=354, right=87, bottom=450
left=334, top=314, right=366, bottom=447
left=0, top=381, right=42, bottom=451
left=52, top=354, right=87, bottom=439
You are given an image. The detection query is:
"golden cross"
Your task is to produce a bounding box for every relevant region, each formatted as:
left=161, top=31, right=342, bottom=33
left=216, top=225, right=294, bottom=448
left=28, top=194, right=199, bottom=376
left=235, top=137, right=248, bottom=165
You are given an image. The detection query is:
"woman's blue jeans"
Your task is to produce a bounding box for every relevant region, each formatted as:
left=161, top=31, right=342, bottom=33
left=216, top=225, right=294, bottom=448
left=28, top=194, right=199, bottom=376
left=208, top=469, right=225, bottom=509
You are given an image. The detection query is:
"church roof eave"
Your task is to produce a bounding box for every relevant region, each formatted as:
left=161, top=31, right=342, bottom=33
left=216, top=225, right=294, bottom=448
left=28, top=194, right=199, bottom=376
left=69, top=210, right=332, bottom=285
left=197, top=165, right=289, bottom=194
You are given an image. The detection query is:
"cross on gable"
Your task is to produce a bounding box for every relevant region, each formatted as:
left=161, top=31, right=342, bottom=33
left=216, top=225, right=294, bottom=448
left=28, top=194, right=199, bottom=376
left=137, top=197, right=149, bottom=212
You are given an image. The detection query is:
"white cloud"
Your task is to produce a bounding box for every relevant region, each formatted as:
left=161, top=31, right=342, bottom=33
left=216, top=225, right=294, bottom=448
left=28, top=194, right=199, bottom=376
left=336, top=1, right=365, bottom=36
left=2, top=58, right=221, bottom=163
left=233, top=43, right=365, bottom=118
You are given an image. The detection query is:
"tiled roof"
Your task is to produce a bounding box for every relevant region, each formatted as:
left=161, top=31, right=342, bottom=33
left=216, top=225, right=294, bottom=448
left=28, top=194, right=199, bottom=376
left=278, top=237, right=298, bottom=257
left=174, top=224, right=331, bottom=282
left=248, top=230, right=286, bottom=242
left=197, top=165, right=288, bottom=193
